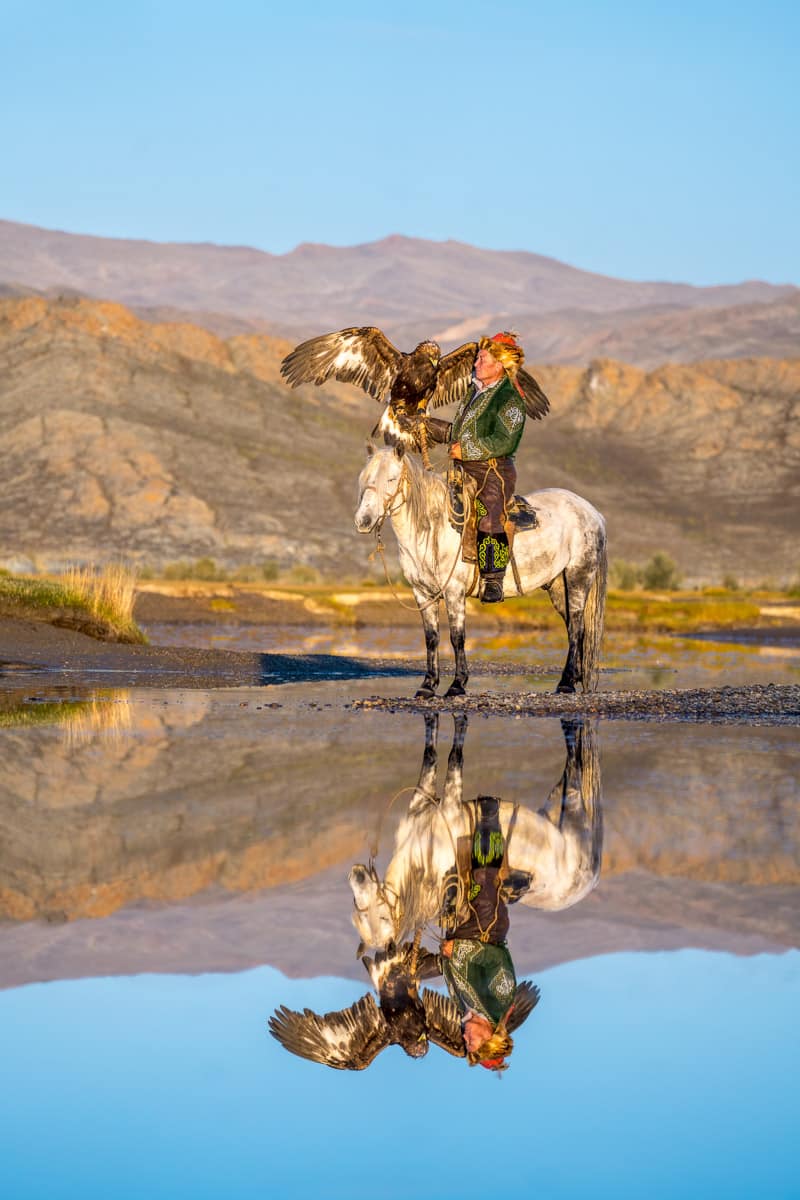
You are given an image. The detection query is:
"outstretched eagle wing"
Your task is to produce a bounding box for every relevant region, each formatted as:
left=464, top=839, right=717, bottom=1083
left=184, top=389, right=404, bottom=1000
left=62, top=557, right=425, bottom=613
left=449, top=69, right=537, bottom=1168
left=506, top=980, right=541, bottom=1032
left=280, top=327, right=402, bottom=402
left=517, top=368, right=550, bottom=420
left=268, top=993, right=390, bottom=1070
left=428, top=342, right=478, bottom=410
left=421, top=988, right=466, bottom=1058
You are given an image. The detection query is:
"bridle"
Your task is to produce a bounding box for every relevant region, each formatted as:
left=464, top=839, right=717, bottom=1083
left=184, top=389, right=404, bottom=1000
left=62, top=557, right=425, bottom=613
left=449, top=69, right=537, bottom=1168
left=359, top=460, right=408, bottom=538
left=351, top=862, right=403, bottom=930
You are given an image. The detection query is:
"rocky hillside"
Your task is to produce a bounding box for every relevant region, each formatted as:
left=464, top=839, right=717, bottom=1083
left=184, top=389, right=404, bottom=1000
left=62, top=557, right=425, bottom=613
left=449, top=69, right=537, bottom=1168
left=0, top=296, right=798, bottom=582
left=1, top=219, right=797, bottom=364
left=0, top=702, right=795, bottom=987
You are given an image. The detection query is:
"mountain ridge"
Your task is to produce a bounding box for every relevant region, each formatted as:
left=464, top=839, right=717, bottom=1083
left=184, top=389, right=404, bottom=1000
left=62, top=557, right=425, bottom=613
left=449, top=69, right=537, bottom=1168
left=0, top=295, right=798, bottom=582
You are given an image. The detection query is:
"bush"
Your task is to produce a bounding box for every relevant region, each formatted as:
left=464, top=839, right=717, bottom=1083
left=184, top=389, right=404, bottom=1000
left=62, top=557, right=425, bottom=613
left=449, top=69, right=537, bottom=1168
left=262, top=560, right=280, bottom=582
left=288, top=564, right=319, bottom=584
left=163, top=558, right=228, bottom=581
left=721, top=573, right=740, bottom=591
left=641, top=552, right=682, bottom=591
left=610, top=559, right=640, bottom=591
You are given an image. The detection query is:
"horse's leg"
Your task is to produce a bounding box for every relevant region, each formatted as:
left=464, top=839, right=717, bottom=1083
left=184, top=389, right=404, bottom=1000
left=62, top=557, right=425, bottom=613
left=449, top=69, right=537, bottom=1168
left=408, top=712, right=439, bottom=813
left=443, top=588, right=469, bottom=698
left=539, top=717, right=581, bottom=827
left=414, top=594, right=440, bottom=698
left=548, top=567, right=593, bottom=694
left=545, top=572, right=578, bottom=694
left=539, top=717, right=603, bottom=888
left=441, top=713, right=467, bottom=812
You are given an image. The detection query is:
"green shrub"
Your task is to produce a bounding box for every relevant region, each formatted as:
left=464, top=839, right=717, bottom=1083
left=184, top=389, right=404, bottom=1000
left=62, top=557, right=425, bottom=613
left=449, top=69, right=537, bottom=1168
left=162, top=558, right=228, bottom=581
left=288, top=564, right=319, bottom=584
left=261, top=560, right=280, bottom=582
left=610, top=559, right=640, bottom=591
left=641, top=552, right=682, bottom=591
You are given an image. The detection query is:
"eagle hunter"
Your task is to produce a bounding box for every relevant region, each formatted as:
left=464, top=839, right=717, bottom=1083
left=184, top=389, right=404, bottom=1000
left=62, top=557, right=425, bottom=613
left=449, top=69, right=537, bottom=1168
left=280, top=326, right=550, bottom=464
left=268, top=939, right=541, bottom=1070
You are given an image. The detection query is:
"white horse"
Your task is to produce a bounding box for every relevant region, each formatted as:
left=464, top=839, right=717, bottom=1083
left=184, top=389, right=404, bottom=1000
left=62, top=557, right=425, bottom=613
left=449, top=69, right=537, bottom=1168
left=355, top=446, right=607, bottom=696
left=350, top=713, right=603, bottom=952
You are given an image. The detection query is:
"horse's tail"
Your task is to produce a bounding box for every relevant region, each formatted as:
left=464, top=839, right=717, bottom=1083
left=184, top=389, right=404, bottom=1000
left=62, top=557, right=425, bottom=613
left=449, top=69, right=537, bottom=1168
left=578, top=718, right=604, bottom=879
left=580, top=528, right=607, bottom=693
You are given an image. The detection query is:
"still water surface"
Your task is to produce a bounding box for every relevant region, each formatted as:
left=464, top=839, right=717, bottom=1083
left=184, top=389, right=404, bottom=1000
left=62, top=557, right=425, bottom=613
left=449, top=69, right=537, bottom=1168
left=0, top=655, right=798, bottom=1198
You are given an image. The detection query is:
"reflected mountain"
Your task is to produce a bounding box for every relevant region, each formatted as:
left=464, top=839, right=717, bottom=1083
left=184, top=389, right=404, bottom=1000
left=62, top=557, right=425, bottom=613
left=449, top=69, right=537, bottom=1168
left=0, top=688, right=797, bottom=991
left=269, top=713, right=592, bottom=1069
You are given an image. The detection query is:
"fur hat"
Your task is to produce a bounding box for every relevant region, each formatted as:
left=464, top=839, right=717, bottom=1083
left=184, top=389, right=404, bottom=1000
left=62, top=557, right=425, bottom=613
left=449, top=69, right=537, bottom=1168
left=479, top=331, right=525, bottom=377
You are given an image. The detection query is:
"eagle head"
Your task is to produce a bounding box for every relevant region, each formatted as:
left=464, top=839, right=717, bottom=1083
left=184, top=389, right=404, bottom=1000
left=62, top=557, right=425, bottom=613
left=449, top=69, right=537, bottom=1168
left=415, top=340, right=440, bottom=366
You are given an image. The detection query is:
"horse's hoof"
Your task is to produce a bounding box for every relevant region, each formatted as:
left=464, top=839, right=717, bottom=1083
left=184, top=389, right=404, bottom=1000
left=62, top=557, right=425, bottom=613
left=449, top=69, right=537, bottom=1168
left=444, top=682, right=466, bottom=698
left=555, top=682, right=576, bottom=694
left=415, top=685, right=437, bottom=699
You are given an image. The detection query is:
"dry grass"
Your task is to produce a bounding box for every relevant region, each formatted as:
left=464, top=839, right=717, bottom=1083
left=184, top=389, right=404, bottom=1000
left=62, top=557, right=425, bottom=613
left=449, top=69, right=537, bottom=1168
left=62, top=563, right=139, bottom=629
left=0, top=692, right=133, bottom=741
left=0, top=563, right=146, bottom=643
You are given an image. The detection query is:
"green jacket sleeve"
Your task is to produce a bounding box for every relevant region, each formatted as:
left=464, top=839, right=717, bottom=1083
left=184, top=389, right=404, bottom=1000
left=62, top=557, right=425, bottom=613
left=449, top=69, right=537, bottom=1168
left=452, top=376, right=527, bottom=460
left=475, top=384, right=526, bottom=458
left=442, top=940, right=517, bottom=1024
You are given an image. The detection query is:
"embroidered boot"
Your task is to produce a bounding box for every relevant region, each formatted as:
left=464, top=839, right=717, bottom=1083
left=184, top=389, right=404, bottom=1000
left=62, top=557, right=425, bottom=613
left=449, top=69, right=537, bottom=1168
left=477, top=531, right=509, bottom=604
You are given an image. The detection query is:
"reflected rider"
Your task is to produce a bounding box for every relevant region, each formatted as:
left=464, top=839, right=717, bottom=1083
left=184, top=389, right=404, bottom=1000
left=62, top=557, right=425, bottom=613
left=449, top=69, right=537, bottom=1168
left=440, top=795, right=537, bottom=1071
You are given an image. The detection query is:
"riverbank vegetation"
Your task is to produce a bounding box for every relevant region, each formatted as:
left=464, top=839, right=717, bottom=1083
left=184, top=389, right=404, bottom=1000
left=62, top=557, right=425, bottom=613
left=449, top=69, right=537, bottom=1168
left=0, top=565, right=145, bottom=643
left=1, top=561, right=797, bottom=642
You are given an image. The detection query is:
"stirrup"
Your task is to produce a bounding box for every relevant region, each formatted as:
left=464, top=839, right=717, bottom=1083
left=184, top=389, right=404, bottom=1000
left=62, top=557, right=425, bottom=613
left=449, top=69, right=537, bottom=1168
left=480, top=576, right=505, bottom=604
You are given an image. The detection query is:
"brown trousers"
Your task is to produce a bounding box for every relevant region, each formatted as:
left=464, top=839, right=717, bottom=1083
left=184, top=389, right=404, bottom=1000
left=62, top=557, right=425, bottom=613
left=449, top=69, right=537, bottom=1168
left=462, top=458, right=517, bottom=534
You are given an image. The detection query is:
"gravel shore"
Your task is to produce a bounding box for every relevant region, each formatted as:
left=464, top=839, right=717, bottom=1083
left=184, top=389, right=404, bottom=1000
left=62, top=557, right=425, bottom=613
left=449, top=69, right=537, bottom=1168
left=352, top=683, right=800, bottom=725
left=2, top=615, right=798, bottom=724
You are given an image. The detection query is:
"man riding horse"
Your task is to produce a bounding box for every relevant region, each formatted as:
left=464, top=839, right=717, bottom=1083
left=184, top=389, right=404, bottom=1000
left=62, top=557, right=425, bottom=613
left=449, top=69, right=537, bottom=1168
left=440, top=794, right=539, bottom=1071
left=424, top=332, right=529, bottom=604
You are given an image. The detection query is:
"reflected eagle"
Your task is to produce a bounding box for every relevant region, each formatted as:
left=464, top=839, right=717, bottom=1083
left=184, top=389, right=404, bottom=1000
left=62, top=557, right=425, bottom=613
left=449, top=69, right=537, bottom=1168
left=268, top=940, right=541, bottom=1071
left=279, top=327, right=550, bottom=458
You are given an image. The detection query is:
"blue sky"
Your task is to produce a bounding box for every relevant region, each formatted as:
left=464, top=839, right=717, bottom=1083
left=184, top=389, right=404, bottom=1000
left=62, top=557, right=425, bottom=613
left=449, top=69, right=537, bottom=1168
left=2, top=0, right=797, bottom=285
left=1, top=950, right=798, bottom=1199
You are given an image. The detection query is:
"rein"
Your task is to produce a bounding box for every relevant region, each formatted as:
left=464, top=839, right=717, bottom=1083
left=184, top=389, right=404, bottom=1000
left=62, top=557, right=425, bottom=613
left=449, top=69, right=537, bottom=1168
left=364, top=459, right=469, bottom=613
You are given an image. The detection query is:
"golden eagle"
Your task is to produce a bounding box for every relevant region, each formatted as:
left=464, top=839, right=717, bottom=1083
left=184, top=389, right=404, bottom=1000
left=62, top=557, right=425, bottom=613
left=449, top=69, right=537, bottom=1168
left=279, top=327, right=550, bottom=461
left=268, top=942, right=464, bottom=1070
left=268, top=940, right=541, bottom=1071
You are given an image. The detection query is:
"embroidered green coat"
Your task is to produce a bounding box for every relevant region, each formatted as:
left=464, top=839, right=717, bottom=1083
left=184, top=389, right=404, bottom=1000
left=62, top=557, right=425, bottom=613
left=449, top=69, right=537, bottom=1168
left=442, top=939, right=517, bottom=1025
left=450, top=375, right=526, bottom=461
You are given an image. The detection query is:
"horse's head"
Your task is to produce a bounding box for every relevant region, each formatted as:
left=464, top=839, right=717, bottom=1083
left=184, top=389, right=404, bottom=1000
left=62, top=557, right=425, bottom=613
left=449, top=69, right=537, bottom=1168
left=354, top=444, right=406, bottom=534
left=349, top=862, right=398, bottom=949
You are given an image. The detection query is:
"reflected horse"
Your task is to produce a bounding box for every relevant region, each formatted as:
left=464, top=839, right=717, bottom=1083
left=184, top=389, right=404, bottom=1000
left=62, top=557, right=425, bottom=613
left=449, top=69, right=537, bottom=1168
left=350, top=713, right=603, bottom=951
left=354, top=446, right=607, bottom=696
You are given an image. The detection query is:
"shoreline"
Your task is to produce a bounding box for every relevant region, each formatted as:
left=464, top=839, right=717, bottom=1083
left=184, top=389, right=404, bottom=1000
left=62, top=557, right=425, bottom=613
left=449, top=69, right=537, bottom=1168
left=1, top=615, right=798, bottom=725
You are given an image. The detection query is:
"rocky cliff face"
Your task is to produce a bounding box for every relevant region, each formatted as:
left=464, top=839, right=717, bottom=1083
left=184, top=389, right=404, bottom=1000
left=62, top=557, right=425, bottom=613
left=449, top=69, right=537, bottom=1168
left=1, top=296, right=798, bottom=581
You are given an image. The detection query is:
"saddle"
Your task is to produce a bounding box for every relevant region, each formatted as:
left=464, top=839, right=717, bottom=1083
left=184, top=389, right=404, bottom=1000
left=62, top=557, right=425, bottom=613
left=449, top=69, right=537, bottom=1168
left=447, top=468, right=538, bottom=567
left=439, top=799, right=532, bottom=935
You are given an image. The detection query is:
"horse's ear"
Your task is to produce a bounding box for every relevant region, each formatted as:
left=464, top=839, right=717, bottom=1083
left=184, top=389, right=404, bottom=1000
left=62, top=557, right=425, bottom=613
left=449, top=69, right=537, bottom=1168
left=365, top=441, right=375, bottom=457
left=394, top=442, right=405, bottom=460
left=355, top=939, right=367, bottom=959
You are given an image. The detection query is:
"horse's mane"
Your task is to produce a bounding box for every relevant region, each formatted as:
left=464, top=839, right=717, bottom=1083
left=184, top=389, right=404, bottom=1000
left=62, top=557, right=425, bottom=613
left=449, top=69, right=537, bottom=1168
left=401, top=452, right=450, bottom=561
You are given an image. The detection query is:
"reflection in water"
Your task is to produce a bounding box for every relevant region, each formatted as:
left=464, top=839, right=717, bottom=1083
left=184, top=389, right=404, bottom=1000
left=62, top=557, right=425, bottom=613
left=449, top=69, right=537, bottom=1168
left=0, top=690, right=133, bottom=744
left=269, top=713, right=602, bottom=1070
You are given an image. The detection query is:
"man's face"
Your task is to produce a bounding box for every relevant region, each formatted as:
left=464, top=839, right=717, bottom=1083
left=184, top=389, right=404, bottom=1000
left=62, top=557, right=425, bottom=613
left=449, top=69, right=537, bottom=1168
left=463, top=1014, right=494, bottom=1053
left=474, top=347, right=505, bottom=386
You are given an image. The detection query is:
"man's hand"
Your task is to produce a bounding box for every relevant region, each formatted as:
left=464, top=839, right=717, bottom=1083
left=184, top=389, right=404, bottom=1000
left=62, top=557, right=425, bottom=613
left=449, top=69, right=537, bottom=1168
left=449, top=443, right=463, bottom=461
left=441, top=939, right=454, bottom=958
